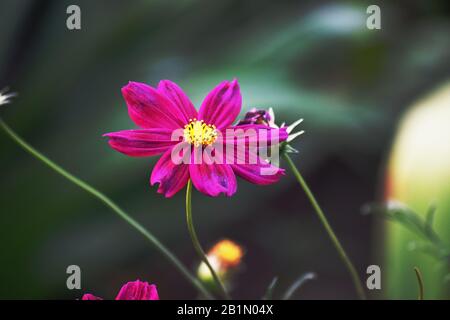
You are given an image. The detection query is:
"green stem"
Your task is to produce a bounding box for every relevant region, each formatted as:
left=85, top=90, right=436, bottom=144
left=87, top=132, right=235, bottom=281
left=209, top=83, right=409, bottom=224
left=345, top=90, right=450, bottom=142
left=414, top=267, right=424, bottom=300
left=0, top=117, right=213, bottom=299
left=185, top=180, right=231, bottom=300
left=283, top=153, right=366, bottom=300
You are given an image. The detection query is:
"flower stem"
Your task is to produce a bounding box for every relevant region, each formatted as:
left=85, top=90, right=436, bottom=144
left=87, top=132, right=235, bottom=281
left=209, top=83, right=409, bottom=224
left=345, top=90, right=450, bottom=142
left=185, top=180, right=231, bottom=300
left=283, top=153, right=366, bottom=300
left=414, top=267, right=424, bottom=300
left=0, top=117, right=213, bottom=300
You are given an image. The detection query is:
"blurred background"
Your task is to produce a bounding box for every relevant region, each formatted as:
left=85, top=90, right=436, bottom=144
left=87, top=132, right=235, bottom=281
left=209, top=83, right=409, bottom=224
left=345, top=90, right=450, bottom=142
left=0, top=0, right=449, bottom=299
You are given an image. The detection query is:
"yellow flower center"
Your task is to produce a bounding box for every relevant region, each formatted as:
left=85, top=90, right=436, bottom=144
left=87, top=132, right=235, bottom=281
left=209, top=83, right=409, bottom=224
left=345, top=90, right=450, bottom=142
left=183, top=119, right=218, bottom=147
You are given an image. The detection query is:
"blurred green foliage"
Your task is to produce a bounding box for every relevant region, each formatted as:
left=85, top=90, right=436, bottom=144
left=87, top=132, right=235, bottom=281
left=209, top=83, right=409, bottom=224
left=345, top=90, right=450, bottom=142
left=367, top=201, right=450, bottom=268
left=0, top=0, right=449, bottom=299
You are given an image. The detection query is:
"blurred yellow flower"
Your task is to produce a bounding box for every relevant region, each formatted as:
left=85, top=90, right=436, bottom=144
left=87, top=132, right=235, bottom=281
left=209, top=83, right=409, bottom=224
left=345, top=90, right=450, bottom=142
left=385, top=82, right=450, bottom=299
left=209, top=239, right=243, bottom=268
left=197, top=239, right=244, bottom=285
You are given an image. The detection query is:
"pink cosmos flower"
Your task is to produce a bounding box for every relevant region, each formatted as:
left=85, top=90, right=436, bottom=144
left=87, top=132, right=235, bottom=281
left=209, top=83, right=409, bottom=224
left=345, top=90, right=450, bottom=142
left=82, top=280, right=159, bottom=300
left=104, top=79, right=287, bottom=197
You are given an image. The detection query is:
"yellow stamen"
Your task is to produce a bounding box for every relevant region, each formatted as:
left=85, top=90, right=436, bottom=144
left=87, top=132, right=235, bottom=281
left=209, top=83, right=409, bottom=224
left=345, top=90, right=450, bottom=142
left=183, top=119, right=217, bottom=147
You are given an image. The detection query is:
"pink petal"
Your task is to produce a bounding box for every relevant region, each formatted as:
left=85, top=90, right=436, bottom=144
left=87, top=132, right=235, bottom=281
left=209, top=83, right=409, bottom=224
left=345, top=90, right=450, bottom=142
left=157, top=80, right=198, bottom=122
left=198, top=79, right=241, bottom=129
left=189, top=158, right=237, bottom=197
left=225, top=125, right=288, bottom=147
left=231, top=156, right=285, bottom=185
left=122, top=81, right=186, bottom=130
left=104, top=128, right=177, bottom=157
left=150, top=146, right=189, bottom=197
left=221, top=141, right=285, bottom=185
left=81, top=293, right=102, bottom=300
left=115, top=280, right=159, bottom=300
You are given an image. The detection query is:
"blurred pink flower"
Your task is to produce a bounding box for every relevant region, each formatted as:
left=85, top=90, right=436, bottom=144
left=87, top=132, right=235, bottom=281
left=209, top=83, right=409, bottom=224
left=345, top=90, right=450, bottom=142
left=81, top=293, right=102, bottom=300
left=104, top=80, right=286, bottom=197
left=82, top=280, right=159, bottom=300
